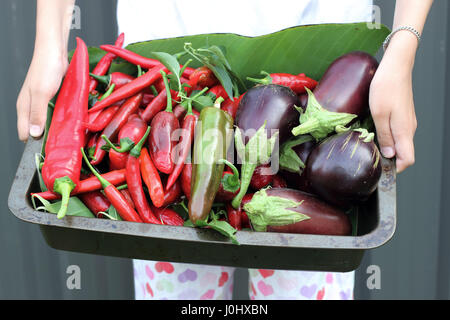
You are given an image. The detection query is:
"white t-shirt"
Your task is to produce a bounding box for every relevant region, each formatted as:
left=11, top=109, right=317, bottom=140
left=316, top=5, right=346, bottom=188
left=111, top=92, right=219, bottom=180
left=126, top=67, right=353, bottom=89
left=117, top=0, right=374, bottom=46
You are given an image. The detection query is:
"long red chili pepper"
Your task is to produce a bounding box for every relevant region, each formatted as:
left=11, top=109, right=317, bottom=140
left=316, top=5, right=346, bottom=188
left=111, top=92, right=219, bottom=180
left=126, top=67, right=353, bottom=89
left=41, top=37, right=89, bottom=219
left=208, top=85, right=229, bottom=100
left=126, top=127, right=161, bottom=224
left=89, top=33, right=125, bottom=93
left=247, top=71, right=318, bottom=94
left=151, top=205, right=185, bottom=226
left=88, top=65, right=166, bottom=114
left=90, top=72, right=135, bottom=91
left=107, top=114, right=148, bottom=170
left=165, top=100, right=196, bottom=191
left=79, top=190, right=111, bottom=218
left=84, top=105, right=120, bottom=132
left=32, top=169, right=127, bottom=201
left=221, top=93, right=244, bottom=119
left=99, top=45, right=195, bottom=78
left=139, top=147, right=165, bottom=208
left=181, top=161, right=192, bottom=200
left=81, top=148, right=142, bottom=222
left=120, top=189, right=135, bottom=210
left=148, top=70, right=180, bottom=174
left=162, top=178, right=182, bottom=207
left=91, top=93, right=143, bottom=165
left=141, top=87, right=179, bottom=123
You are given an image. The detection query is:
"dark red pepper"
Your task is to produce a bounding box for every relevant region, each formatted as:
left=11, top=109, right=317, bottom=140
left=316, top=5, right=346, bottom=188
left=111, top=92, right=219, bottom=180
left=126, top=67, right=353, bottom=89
left=181, top=161, right=192, bottom=200
left=221, top=94, right=244, bottom=119
left=91, top=93, right=143, bottom=165
left=84, top=105, right=120, bottom=132
left=126, top=127, right=161, bottom=224
left=141, top=87, right=179, bottom=123
left=90, top=72, right=135, bottom=91
left=189, top=66, right=218, bottom=88
left=148, top=71, right=180, bottom=174
left=271, top=175, right=288, bottom=188
left=165, top=100, right=196, bottom=191
left=151, top=205, right=185, bottom=226
left=250, top=164, right=274, bottom=190
left=216, top=160, right=240, bottom=202
left=79, top=190, right=111, bottom=218
left=89, top=33, right=125, bottom=93
left=208, top=85, right=229, bottom=100
left=162, top=178, right=182, bottom=207
left=226, top=203, right=242, bottom=230
left=41, top=38, right=89, bottom=219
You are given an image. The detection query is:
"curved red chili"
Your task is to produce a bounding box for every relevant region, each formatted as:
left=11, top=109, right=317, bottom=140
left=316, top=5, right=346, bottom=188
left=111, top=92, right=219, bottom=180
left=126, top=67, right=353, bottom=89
left=91, top=93, right=143, bottom=165
left=139, top=147, right=165, bottom=208
left=89, top=33, right=125, bottom=93
left=41, top=37, right=89, bottom=219
left=84, top=105, right=120, bottom=132
left=32, top=169, right=127, bottom=201
left=162, top=178, right=182, bottom=207
left=148, top=71, right=180, bottom=174
left=247, top=71, right=318, bottom=94
left=88, top=65, right=166, bottom=114
left=141, top=88, right=178, bottom=123
left=126, top=127, right=161, bottom=224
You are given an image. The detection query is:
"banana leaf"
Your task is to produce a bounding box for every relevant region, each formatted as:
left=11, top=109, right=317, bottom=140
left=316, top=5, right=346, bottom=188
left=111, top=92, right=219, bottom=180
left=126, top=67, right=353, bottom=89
left=110, top=23, right=390, bottom=84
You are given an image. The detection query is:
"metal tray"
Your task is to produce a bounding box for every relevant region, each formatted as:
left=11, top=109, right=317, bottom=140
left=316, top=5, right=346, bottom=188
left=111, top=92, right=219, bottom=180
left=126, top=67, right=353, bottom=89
left=8, top=137, right=396, bottom=272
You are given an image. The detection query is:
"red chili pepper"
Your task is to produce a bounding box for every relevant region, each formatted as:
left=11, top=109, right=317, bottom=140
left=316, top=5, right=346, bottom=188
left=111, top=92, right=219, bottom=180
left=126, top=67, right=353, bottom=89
left=126, top=127, right=161, bottom=224
left=99, top=45, right=194, bottom=79
left=88, top=65, right=166, bottom=114
left=247, top=71, right=318, bottom=94
left=208, top=85, right=229, bottom=100
left=81, top=148, right=142, bottom=222
left=162, top=178, right=182, bottom=207
left=41, top=38, right=89, bottom=219
left=120, top=189, right=135, bottom=210
left=181, top=161, right=192, bottom=200
left=139, top=147, right=165, bottom=208
left=250, top=164, right=274, bottom=190
left=226, top=203, right=242, bottom=230
left=189, top=66, right=218, bottom=88
left=84, top=105, right=120, bottom=132
left=89, top=33, right=125, bottom=93
left=271, top=175, right=288, bottom=188
left=141, top=88, right=179, bottom=123
left=107, top=114, right=148, bottom=170
left=91, top=93, right=143, bottom=165
left=216, top=160, right=241, bottom=202
left=240, top=193, right=254, bottom=229
left=165, top=100, right=196, bottom=191
left=221, top=94, right=244, bottom=119
left=148, top=71, right=180, bottom=174
left=142, top=93, right=155, bottom=106
left=90, top=72, right=135, bottom=91
left=33, top=169, right=127, bottom=201
left=85, top=132, right=99, bottom=152
left=79, top=191, right=111, bottom=218
left=151, top=205, right=185, bottom=226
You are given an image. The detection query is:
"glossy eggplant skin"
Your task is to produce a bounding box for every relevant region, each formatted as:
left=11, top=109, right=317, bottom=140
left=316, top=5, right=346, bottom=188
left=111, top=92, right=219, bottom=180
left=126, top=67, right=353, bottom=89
left=312, top=51, right=378, bottom=117
left=264, top=188, right=351, bottom=236
left=236, top=84, right=300, bottom=144
left=281, top=140, right=316, bottom=193
left=306, top=130, right=382, bottom=208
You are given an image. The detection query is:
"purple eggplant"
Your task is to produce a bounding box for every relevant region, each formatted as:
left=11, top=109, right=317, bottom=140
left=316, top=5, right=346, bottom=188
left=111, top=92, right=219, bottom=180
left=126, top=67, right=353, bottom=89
left=243, top=188, right=351, bottom=235
left=306, top=129, right=382, bottom=208
left=292, top=52, right=378, bottom=140
left=313, top=51, right=379, bottom=116
left=236, top=84, right=300, bottom=144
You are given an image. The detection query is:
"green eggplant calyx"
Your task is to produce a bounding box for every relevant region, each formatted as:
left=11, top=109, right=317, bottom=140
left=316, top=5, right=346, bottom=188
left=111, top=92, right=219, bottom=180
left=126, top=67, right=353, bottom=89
left=279, top=135, right=313, bottom=173
left=232, top=122, right=279, bottom=209
left=243, top=188, right=310, bottom=232
left=354, top=128, right=375, bottom=143
left=291, top=88, right=357, bottom=140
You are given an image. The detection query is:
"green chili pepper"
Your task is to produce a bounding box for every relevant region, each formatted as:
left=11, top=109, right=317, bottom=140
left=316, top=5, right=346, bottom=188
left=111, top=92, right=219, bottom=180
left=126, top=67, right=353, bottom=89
left=188, top=98, right=234, bottom=224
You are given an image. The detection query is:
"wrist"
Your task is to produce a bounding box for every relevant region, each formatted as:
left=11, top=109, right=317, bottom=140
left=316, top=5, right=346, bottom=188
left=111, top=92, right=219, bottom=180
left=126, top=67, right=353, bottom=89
left=382, top=31, right=418, bottom=71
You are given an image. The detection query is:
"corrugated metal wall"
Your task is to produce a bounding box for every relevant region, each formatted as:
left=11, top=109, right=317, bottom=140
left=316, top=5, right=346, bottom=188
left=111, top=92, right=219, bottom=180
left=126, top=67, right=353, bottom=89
left=1, top=0, right=448, bottom=299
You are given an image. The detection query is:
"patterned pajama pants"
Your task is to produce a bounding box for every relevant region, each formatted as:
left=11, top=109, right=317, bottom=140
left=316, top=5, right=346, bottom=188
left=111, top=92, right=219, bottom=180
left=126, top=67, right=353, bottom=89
left=133, top=260, right=355, bottom=300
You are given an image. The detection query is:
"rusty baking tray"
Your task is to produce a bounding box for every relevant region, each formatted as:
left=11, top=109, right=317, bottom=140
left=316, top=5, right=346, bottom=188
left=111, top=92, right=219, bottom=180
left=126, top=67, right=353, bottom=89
left=8, top=136, right=396, bottom=272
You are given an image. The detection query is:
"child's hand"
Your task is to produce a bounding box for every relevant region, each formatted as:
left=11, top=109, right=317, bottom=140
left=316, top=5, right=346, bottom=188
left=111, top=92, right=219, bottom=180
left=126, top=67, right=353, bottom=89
left=16, top=48, right=68, bottom=141
left=369, top=32, right=418, bottom=173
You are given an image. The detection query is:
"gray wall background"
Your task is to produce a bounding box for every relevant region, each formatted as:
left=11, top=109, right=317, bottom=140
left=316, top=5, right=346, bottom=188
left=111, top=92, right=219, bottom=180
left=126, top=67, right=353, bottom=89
left=0, top=0, right=448, bottom=299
